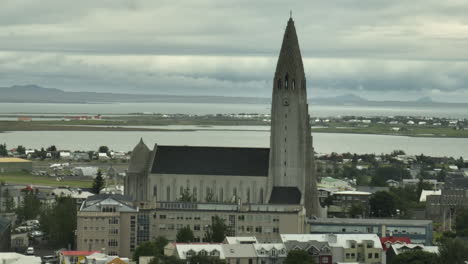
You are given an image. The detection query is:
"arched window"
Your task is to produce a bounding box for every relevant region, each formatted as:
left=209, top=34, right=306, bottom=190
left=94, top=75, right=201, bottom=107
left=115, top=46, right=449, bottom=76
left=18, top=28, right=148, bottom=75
left=247, top=188, right=251, bottom=203
left=259, top=188, right=264, bottom=204
left=292, top=79, right=296, bottom=90
left=219, top=188, right=224, bottom=202
left=166, top=186, right=171, bottom=201
left=233, top=187, right=237, bottom=198
left=285, top=74, right=289, bottom=90
left=193, top=187, right=197, bottom=201
left=277, top=78, right=282, bottom=89
left=153, top=185, right=157, bottom=197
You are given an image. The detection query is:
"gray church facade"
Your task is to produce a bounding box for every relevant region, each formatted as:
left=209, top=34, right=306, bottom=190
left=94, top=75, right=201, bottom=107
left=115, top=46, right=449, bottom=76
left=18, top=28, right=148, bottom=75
left=125, top=18, right=320, bottom=217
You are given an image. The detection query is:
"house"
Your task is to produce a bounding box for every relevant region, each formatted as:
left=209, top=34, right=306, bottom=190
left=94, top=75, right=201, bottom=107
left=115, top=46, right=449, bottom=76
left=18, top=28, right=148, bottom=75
left=59, top=250, right=101, bottom=264
left=281, top=234, right=384, bottom=264
left=84, top=252, right=130, bottom=264
left=98, top=153, right=110, bottom=160
left=59, top=152, right=72, bottom=160
left=72, top=167, right=99, bottom=177
left=283, top=240, right=331, bottom=264
left=380, top=237, right=411, bottom=251
left=164, top=243, right=225, bottom=260
left=0, top=253, right=41, bottom=264
left=419, top=190, right=441, bottom=202
left=327, top=191, right=372, bottom=218
left=386, top=244, right=438, bottom=263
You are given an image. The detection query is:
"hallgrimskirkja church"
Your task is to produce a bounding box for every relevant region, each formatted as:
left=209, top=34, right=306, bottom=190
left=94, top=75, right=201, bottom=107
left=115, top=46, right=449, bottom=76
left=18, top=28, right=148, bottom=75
left=125, top=18, right=321, bottom=217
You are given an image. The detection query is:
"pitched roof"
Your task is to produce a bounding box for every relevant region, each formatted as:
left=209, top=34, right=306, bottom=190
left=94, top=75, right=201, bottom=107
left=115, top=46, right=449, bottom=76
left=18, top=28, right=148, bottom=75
left=380, top=237, right=411, bottom=251
left=268, top=186, right=301, bottom=204
left=151, top=146, right=269, bottom=177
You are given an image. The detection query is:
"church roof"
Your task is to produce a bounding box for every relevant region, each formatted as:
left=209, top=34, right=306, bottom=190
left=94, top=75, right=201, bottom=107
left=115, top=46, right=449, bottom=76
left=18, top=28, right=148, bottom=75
left=268, top=186, right=301, bottom=204
left=151, top=146, right=269, bottom=177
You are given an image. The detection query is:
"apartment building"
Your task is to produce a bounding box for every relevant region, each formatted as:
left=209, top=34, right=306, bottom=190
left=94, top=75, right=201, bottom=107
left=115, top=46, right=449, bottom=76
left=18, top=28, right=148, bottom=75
left=76, top=194, right=138, bottom=257
left=143, top=201, right=306, bottom=243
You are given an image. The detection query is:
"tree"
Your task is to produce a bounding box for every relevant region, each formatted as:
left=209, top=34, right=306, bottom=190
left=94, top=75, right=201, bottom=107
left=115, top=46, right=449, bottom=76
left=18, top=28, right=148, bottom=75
left=437, top=238, right=468, bottom=264
left=284, top=249, right=316, bottom=264
left=204, top=216, right=229, bottom=243
left=16, top=145, right=26, bottom=155
left=179, top=187, right=196, bottom=202
left=369, top=191, right=397, bottom=217
left=133, top=236, right=169, bottom=263
left=0, top=143, right=7, bottom=156
left=3, top=189, right=15, bottom=212
left=46, top=145, right=57, bottom=152
left=455, top=209, right=468, bottom=236
left=176, top=226, right=195, bottom=243
left=16, top=190, right=41, bottom=221
left=40, top=196, right=77, bottom=247
left=389, top=250, right=438, bottom=264
left=98, top=145, right=109, bottom=154
left=348, top=203, right=365, bottom=218
left=92, top=170, right=105, bottom=194
left=35, top=148, right=47, bottom=160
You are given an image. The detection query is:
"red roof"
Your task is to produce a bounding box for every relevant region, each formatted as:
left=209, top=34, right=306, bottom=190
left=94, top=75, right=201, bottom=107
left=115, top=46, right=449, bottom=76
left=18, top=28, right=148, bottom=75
left=380, top=237, right=411, bottom=251
left=61, top=251, right=100, bottom=256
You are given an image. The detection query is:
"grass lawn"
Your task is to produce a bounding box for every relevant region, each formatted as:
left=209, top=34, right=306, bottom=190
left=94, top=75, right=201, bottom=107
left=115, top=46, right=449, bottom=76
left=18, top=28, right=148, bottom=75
left=0, top=172, right=92, bottom=188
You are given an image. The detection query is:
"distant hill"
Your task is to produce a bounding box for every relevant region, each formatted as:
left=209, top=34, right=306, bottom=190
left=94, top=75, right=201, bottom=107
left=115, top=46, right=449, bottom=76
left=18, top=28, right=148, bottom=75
left=1, top=85, right=467, bottom=107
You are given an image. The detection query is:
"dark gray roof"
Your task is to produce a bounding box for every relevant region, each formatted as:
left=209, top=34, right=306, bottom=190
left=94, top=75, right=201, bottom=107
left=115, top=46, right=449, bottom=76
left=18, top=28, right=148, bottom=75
left=284, top=241, right=329, bottom=251
left=0, top=218, right=11, bottom=233
left=308, top=217, right=432, bottom=226
left=151, top=145, right=269, bottom=177
left=269, top=187, right=301, bottom=204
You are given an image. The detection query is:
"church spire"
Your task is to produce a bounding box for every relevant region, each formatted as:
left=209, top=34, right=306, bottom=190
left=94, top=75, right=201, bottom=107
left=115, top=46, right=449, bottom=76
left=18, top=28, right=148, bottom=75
left=275, top=17, right=304, bottom=78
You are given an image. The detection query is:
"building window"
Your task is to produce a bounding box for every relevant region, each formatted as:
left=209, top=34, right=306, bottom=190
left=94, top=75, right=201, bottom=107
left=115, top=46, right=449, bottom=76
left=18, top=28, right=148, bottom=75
left=277, top=78, right=281, bottom=89
left=219, top=188, right=224, bottom=202
left=285, top=74, right=289, bottom=89
left=292, top=79, right=295, bottom=90
left=247, top=188, right=251, bottom=203
left=374, top=253, right=379, bottom=258
left=153, top=185, right=157, bottom=197
left=166, top=186, right=171, bottom=201
left=368, top=253, right=372, bottom=259
left=259, top=188, right=264, bottom=204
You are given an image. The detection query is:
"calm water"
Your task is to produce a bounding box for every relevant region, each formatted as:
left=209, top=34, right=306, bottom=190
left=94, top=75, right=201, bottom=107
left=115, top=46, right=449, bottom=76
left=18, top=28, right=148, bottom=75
left=1, top=129, right=467, bottom=158
left=0, top=102, right=467, bottom=118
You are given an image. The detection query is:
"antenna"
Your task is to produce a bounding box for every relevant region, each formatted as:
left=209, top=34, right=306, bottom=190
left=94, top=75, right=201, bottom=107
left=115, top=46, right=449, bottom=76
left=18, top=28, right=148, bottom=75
left=290, top=10, right=292, bottom=18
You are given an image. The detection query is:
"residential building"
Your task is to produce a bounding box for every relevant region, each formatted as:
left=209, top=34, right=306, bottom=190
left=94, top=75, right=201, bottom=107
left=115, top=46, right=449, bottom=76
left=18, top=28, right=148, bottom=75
left=307, top=218, right=433, bottom=245
left=326, top=191, right=371, bottom=218
left=0, top=158, right=32, bottom=173
left=0, top=217, right=11, bottom=251
left=426, top=188, right=468, bottom=230
left=0, top=253, right=41, bottom=264
left=386, top=244, right=438, bottom=263
left=76, top=194, right=138, bottom=258
left=281, top=234, right=384, bottom=264
left=379, top=237, right=411, bottom=251
left=283, top=240, right=331, bottom=264
left=146, top=201, right=306, bottom=243
left=84, top=252, right=130, bottom=264
left=59, top=251, right=101, bottom=264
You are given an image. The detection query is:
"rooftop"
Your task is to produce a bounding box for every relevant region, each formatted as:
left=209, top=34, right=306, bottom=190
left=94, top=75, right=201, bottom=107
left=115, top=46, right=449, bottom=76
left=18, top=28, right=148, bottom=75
left=0, top=158, right=31, bottom=163
left=308, top=217, right=432, bottom=226
left=151, top=145, right=269, bottom=177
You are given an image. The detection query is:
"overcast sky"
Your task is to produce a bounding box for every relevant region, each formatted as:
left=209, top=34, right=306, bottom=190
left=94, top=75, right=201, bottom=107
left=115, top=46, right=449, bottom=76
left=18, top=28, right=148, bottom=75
left=1, top=0, right=468, bottom=102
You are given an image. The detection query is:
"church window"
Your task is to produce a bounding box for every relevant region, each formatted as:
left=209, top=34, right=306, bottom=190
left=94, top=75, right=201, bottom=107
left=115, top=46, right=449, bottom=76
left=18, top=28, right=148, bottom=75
left=259, top=188, right=264, bottom=204
left=292, top=79, right=296, bottom=90
left=233, top=188, right=237, bottom=198
left=285, top=74, right=289, bottom=89
left=153, top=185, right=157, bottom=197
left=166, top=186, right=171, bottom=201
left=247, top=188, right=251, bottom=203
left=277, top=78, right=282, bottom=89
left=180, top=186, right=183, bottom=195
left=193, top=187, right=197, bottom=200
left=219, top=188, right=224, bottom=202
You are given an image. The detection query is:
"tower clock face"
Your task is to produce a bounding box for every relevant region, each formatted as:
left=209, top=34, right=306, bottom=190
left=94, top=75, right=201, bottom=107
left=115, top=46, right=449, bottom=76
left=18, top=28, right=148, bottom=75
left=283, top=98, right=289, bottom=106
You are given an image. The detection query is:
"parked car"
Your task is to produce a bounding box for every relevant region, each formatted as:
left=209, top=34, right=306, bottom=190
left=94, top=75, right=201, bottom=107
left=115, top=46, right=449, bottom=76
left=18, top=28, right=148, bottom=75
left=41, top=255, right=57, bottom=264
left=26, top=247, right=34, bottom=255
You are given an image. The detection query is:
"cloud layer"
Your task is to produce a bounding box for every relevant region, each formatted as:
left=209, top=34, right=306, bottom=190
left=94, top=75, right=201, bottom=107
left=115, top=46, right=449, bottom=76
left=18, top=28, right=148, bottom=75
left=1, top=0, right=468, bottom=101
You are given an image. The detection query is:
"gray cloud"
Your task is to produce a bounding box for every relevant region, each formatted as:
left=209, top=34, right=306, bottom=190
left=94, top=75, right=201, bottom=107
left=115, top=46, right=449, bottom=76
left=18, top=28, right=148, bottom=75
left=1, top=0, right=468, bottom=101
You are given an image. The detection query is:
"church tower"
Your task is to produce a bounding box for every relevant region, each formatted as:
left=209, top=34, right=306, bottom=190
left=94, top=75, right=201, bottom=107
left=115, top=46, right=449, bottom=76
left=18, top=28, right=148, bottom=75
left=267, top=17, right=319, bottom=216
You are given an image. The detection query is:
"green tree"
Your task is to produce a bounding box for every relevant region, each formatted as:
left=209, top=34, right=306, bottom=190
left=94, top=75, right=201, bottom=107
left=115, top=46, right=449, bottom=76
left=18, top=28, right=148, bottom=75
left=455, top=209, right=468, bottom=236
left=46, top=145, right=57, bottom=152
left=16, top=190, right=41, bottom=221
left=176, top=226, right=195, bottom=243
left=16, top=145, right=26, bottom=155
left=389, top=250, right=438, bottom=264
left=0, top=143, right=7, bottom=156
left=179, top=187, right=196, bottom=202
left=204, top=216, right=229, bottom=243
left=133, top=236, right=169, bottom=263
left=92, top=170, right=105, bottom=194
left=284, top=249, right=316, bottom=264
left=437, top=238, right=468, bottom=264
left=98, top=145, right=109, bottom=153
left=370, top=191, right=397, bottom=217
left=3, top=189, right=15, bottom=212
left=348, top=203, right=365, bottom=218
left=40, top=196, right=77, bottom=247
